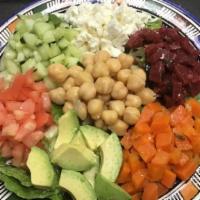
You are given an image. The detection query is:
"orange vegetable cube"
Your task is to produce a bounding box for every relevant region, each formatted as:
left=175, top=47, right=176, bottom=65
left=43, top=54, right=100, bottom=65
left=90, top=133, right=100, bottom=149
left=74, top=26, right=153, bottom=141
left=157, top=183, right=168, bottom=197
left=194, top=118, right=200, bottom=133
left=147, top=163, right=165, bottom=181
left=175, top=135, right=192, bottom=151
left=121, top=132, right=133, bottom=150
left=151, top=150, right=170, bottom=166
left=133, top=139, right=156, bottom=163
left=132, top=193, right=142, bottom=200
left=190, top=136, right=200, bottom=154
left=156, top=131, right=174, bottom=150
left=169, top=148, right=182, bottom=165
left=161, top=169, right=176, bottom=188
left=128, top=152, right=145, bottom=173
left=134, top=122, right=151, bottom=135
left=186, top=98, right=200, bottom=118
left=132, top=169, right=147, bottom=189
left=142, top=182, right=158, bottom=200
left=121, top=182, right=136, bottom=194
left=170, top=105, right=187, bottom=126
left=117, top=162, right=131, bottom=184
left=175, top=160, right=197, bottom=181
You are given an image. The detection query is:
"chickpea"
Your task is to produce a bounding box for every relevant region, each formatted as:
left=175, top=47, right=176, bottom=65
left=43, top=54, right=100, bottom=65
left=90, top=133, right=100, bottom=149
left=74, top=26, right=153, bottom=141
left=68, top=65, right=83, bottom=77
left=102, top=110, right=118, bottom=125
left=85, top=64, right=94, bottom=73
left=79, top=82, right=96, bottom=101
left=97, top=94, right=111, bottom=102
left=106, top=58, right=121, bottom=76
left=88, top=99, right=104, bottom=119
left=132, top=67, right=146, bottom=82
left=63, top=77, right=75, bottom=91
left=95, top=77, right=115, bottom=95
left=127, top=74, right=145, bottom=93
left=111, top=81, right=128, bottom=100
left=109, top=100, right=125, bottom=116
left=123, top=107, right=140, bottom=125
left=94, top=50, right=111, bottom=63
left=73, top=71, right=94, bottom=86
left=137, top=88, right=156, bottom=105
left=117, top=69, right=131, bottom=84
left=63, top=102, right=73, bottom=113
left=48, top=64, right=68, bottom=83
left=92, top=62, right=109, bottom=78
left=74, top=100, right=87, bottom=120
left=125, top=94, right=142, bottom=108
left=81, top=52, right=95, bottom=67
left=65, top=86, right=79, bottom=102
left=118, top=53, right=134, bottom=69
left=110, top=119, right=128, bottom=136
left=49, top=87, right=65, bottom=105
left=95, top=119, right=106, bottom=129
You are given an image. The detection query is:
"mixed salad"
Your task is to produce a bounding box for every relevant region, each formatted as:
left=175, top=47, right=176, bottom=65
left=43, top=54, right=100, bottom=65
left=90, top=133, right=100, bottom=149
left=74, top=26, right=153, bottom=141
left=0, top=2, right=199, bottom=200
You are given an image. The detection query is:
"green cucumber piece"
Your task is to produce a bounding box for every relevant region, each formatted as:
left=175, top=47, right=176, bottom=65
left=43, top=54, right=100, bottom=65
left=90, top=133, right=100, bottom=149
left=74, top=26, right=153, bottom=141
left=38, top=44, right=50, bottom=61
left=50, top=54, right=65, bottom=64
left=4, top=60, right=20, bottom=75
left=58, top=38, right=69, bottom=49
left=24, top=18, right=35, bottom=32
left=21, top=58, right=36, bottom=73
left=16, top=52, right=25, bottom=63
left=67, top=45, right=82, bottom=59
left=33, top=22, right=53, bottom=38
left=64, top=57, right=79, bottom=67
left=22, top=33, right=41, bottom=48
left=34, top=63, right=48, bottom=79
left=4, top=49, right=17, bottom=60
left=23, top=47, right=32, bottom=58
left=33, top=51, right=42, bottom=62
left=53, top=27, right=66, bottom=41
left=48, top=44, right=61, bottom=58
left=64, top=29, right=78, bottom=41
left=16, top=20, right=29, bottom=34
left=43, top=30, right=56, bottom=43
left=44, top=77, right=57, bottom=90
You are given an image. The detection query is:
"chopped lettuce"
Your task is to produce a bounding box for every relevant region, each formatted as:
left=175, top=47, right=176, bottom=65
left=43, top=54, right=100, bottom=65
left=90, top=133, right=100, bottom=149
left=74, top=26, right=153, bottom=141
left=51, top=104, right=63, bottom=123
left=146, top=18, right=162, bottom=30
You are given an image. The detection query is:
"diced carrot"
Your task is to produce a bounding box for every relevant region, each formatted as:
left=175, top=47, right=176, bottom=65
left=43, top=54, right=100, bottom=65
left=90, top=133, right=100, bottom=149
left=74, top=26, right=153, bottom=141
left=175, top=160, right=197, bottom=181
left=117, top=162, right=131, bottom=184
left=147, top=102, right=163, bottom=113
left=193, top=153, right=200, bottom=165
left=133, top=138, right=156, bottom=163
left=190, top=136, right=200, bottom=154
left=170, top=148, right=182, bottom=165
left=186, top=98, right=200, bottom=118
left=194, top=117, right=200, bottom=133
left=121, top=132, right=133, bottom=150
left=139, top=133, right=154, bottom=144
left=132, top=193, right=142, bottom=200
left=147, top=163, right=165, bottom=181
left=170, top=105, right=187, bottom=126
left=181, top=182, right=198, bottom=200
left=184, top=150, right=194, bottom=159
left=151, top=150, right=170, bottom=166
left=178, top=152, right=190, bottom=167
left=121, top=182, right=136, bottom=194
left=157, top=183, right=168, bottom=197
left=155, top=131, right=174, bottom=150
left=134, top=122, right=151, bottom=135
left=123, top=150, right=129, bottom=161
left=175, top=135, right=193, bottom=151
left=128, top=152, right=145, bottom=173
left=132, top=169, right=147, bottom=190
left=142, top=182, right=158, bottom=200
left=161, top=169, right=176, bottom=188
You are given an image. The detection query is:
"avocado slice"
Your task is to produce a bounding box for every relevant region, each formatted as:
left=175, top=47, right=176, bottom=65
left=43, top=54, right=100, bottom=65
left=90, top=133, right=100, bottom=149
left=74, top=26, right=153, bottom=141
left=27, top=147, right=55, bottom=187
left=80, top=125, right=108, bottom=150
left=71, top=130, right=87, bottom=147
left=59, top=170, right=97, bottom=200
left=100, top=133, right=122, bottom=182
left=95, top=174, right=131, bottom=200
left=54, top=110, right=79, bottom=149
left=52, top=144, right=97, bottom=171
left=84, top=155, right=99, bottom=187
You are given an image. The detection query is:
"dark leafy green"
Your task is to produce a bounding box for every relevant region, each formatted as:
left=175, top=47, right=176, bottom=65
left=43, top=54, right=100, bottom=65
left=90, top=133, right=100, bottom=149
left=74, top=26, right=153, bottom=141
left=130, top=47, right=146, bottom=68
left=146, top=18, right=162, bottom=30
left=51, top=104, right=63, bottom=123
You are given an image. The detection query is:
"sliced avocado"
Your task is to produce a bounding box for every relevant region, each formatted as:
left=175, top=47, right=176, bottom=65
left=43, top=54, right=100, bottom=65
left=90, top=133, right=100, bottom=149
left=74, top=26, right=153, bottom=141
left=100, top=133, right=122, bottom=182
left=54, top=110, right=79, bottom=149
left=27, top=147, right=55, bottom=187
left=59, top=170, right=97, bottom=200
left=84, top=155, right=99, bottom=187
left=52, top=144, right=97, bottom=171
left=95, top=174, right=131, bottom=200
left=80, top=125, right=108, bottom=150
left=71, top=130, right=87, bottom=147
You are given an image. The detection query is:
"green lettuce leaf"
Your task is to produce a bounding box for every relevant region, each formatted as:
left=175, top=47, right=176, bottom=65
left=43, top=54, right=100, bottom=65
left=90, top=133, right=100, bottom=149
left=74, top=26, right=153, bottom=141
left=51, top=104, right=63, bottom=123
left=146, top=18, right=162, bottom=30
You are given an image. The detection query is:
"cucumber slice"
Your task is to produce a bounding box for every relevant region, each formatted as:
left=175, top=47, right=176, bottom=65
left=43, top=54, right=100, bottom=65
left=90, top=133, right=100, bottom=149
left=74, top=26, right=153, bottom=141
left=0, top=71, right=13, bottom=83
left=50, top=54, right=65, bottom=64
left=58, top=38, right=69, bottom=49
left=34, top=63, right=48, bottom=80
left=24, top=18, right=35, bottom=32
left=48, top=44, right=61, bottom=58
left=33, top=51, right=42, bottom=62
left=21, top=58, right=36, bottom=73
left=53, top=27, right=66, bottom=41
left=4, top=49, right=17, bottom=60
left=44, top=77, right=57, bottom=90
left=33, top=22, right=54, bottom=38
left=16, top=52, right=25, bottom=63
left=4, top=59, right=20, bottom=75
left=67, top=45, right=82, bottom=59
left=22, top=33, right=41, bottom=48
left=16, top=20, right=28, bottom=34
left=9, top=40, right=23, bottom=51
left=64, top=29, right=78, bottom=41
left=38, top=44, right=50, bottom=61
left=64, top=57, right=79, bottom=67
left=41, top=61, right=50, bottom=67
left=23, top=47, right=32, bottom=58
left=43, top=30, right=56, bottom=43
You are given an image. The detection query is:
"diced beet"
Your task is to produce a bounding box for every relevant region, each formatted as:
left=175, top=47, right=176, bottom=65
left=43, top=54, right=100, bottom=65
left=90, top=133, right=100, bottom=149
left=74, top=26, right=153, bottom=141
left=126, top=32, right=144, bottom=49
left=147, top=48, right=164, bottom=64
left=172, top=79, right=185, bottom=105
left=169, top=42, right=181, bottom=50
left=141, top=28, right=161, bottom=43
left=188, top=81, right=200, bottom=96
left=145, top=43, right=165, bottom=57
left=149, top=61, right=165, bottom=83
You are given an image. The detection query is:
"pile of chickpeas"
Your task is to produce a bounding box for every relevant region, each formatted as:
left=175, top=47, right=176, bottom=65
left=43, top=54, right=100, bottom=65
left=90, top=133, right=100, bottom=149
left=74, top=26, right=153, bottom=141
left=48, top=50, right=156, bottom=136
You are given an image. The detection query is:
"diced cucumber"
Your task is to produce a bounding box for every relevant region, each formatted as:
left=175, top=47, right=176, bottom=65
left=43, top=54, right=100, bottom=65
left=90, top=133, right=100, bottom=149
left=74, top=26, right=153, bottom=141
left=13, top=32, right=21, bottom=42
left=44, top=77, right=57, bottom=90
left=50, top=54, right=65, bottom=64
left=16, top=52, right=25, bottom=63
left=67, top=45, right=82, bottom=59
left=4, top=48, right=17, bottom=60
left=64, top=57, right=79, bottom=67
left=48, top=44, right=61, bottom=58
left=64, top=29, right=78, bottom=41
left=41, top=61, right=50, bottom=67
left=33, top=22, right=54, bottom=38
left=33, top=51, right=42, bottom=62
left=58, top=38, right=69, bottom=49
left=0, top=71, right=13, bottom=83
left=16, top=20, right=29, bottom=34
left=38, top=44, right=50, bottom=60
left=15, top=42, right=24, bottom=51
left=9, top=40, right=23, bottom=51
left=0, top=57, right=6, bottom=71
left=54, top=27, right=66, bottom=41
left=48, top=14, right=62, bottom=27
left=24, top=18, right=35, bottom=32
left=23, top=47, right=32, bottom=58
left=34, top=63, right=48, bottom=80
left=22, top=32, right=41, bottom=48
left=4, top=59, right=20, bottom=75
left=43, top=30, right=56, bottom=43
left=21, top=58, right=36, bottom=73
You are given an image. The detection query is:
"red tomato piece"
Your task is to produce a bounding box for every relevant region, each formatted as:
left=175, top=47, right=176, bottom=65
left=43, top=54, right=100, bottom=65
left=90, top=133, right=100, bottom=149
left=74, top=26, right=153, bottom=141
left=19, top=99, right=35, bottom=114
left=12, top=143, right=25, bottom=167
left=23, top=131, right=44, bottom=148
left=41, top=92, right=51, bottom=112
left=1, top=142, right=12, bottom=158
left=2, top=122, right=19, bottom=136
left=36, top=112, right=52, bottom=129
left=5, top=101, right=21, bottom=112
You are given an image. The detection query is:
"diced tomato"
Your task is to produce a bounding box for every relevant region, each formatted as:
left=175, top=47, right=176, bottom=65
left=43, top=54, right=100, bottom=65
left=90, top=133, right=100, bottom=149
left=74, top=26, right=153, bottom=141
left=32, top=82, right=47, bottom=93
left=41, top=93, right=51, bottom=112
left=12, top=143, right=25, bottom=167
left=23, top=131, right=44, bottom=148
left=1, top=142, right=12, bottom=158
left=4, top=114, right=15, bottom=126
left=2, top=122, right=19, bottom=136
left=13, top=110, right=26, bottom=121
left=6, top=101, right=21, bottom=112
left=28, top=91, right=40, bottom=103
left=36, top=112, right=52, bottom=129
left=19, top=99, right=35, bottom=114
left=0, top=78, right=5, bottom=91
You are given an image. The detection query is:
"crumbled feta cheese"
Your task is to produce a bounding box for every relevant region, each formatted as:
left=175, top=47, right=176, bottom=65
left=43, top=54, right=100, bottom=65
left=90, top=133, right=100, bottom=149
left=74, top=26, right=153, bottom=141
left=63, top=2, right=153, bottom=57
